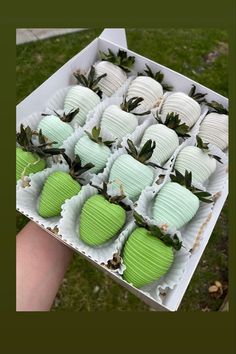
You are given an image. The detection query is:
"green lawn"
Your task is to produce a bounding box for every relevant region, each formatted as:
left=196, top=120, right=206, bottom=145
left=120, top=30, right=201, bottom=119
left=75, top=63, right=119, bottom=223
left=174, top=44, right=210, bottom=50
left=16, top=28, right=228, bottom=311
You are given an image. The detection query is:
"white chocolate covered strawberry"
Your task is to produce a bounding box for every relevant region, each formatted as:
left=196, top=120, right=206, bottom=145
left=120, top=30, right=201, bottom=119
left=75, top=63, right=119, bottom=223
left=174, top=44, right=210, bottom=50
left=198, top=101, right=228, bottom=150
left=64, top=66, right=106, bottom=127
left=94, top=49, right=135, bottom=97
left=160, top=85, right=207, bottom=128
left=100, top=97, right=150, bottom=141
left=140, top=112, right=190, bottom=166
left=126, top=65, right=172, bottom=111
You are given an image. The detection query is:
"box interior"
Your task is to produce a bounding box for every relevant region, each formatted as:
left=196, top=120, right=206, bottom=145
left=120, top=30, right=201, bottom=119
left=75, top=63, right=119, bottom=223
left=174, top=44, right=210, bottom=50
left=16, top=32, right=228, bottom=311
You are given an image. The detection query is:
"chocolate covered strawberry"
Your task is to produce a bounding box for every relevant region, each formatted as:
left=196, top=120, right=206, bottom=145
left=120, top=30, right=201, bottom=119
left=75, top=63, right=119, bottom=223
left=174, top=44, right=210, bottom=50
left=160, top=85, right=207, bottom=128
left=38, top=109, right=79, bottom=147
left=152, top=170, right=213, bottom=229
left=74, top=127, right=114, bottom=174
left=126, top=64, right=172, bottom=111
left=64, top=66, right=106, bottom=126
left=123, top=212, right=181, bottom=288
left=140, top=112, right=190, bottom=166
left=16, top=124, right=64, bottom=182
left=174, top=136, right=221, bottom=185
left=198, top=101, right=228, bottom=150
left=79, top=182, right=131, bottom=246
left=109, top=139, right=164, bottom=201
left=94, top=49, right=135, bottom=97
left=38, top=155, right=94, bottom=218
left=100, top=97, right=150, bottom=140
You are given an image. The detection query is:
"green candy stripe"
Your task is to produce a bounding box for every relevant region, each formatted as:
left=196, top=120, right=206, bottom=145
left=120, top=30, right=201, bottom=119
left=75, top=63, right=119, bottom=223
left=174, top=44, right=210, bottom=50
left=123, top=227, right=174, bottom=288
left=109, top=155, right=154, bottom=201
left=16, top=147, right=46, bottom=181
left=79, top=195, right=126, bottom=246
left=152, top=182, right=199, bottom=229
left=38, top=171, right=81, bottom=218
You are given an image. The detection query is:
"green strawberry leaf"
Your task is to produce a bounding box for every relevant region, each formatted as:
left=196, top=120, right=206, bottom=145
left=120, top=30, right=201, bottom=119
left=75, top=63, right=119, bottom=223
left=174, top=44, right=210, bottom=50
left=188, top=84, right=207, bottom=104
left=196, top=135, right=209, bottom=151
left=126, top=139, right=138, bottom=158
left=99, top=49, right=135, bottom=73
left=138, top=64, right=173, bottom=91
left=209, top=154, right=223, bottom=164
left=133, top=212, right=182, bottom=250
left=85, top=126, right=115, bottom=147
left=156, top=112, right=190, bottom=138
left=206, top=100, right=228, bottom=114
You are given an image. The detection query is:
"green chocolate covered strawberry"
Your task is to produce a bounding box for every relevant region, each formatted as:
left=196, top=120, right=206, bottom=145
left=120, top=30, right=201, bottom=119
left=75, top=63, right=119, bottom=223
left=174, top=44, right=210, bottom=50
left=123, top=213, right=181, bottom=288
left=109, top=139, right=164, bottom=201
left=16, top=124, right=64, bottom=182
left=79, top=182, right=131, bottom=246
left=74, top=127, right=114, bottom=174
left=38, top=108, right=79, bottom=147
left=152, top=170, right=213, bottom=230
left=38, top=155, right=94, bottom=218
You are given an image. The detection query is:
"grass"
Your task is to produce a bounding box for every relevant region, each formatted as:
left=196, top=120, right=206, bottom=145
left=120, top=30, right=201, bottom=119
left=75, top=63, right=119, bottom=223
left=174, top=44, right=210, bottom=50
left=16, top=28, right=228, bottom=311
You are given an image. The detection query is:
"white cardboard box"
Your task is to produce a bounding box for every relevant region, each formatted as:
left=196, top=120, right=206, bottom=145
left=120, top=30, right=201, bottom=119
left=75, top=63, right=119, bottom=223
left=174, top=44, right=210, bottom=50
left=16, top=28, right=228, bottom=311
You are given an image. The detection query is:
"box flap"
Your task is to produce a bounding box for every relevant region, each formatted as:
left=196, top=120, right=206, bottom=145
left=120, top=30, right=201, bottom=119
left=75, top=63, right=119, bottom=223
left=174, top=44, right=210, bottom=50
left=99, top=28, right=127, bottom=48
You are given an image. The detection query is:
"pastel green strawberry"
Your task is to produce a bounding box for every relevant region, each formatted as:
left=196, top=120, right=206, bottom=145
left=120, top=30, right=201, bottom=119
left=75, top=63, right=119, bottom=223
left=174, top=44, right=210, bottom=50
left=74, top=127, right=114, bottom=174
left=152, top=170, right=213, bottom=230
left=37, top=114, right=74, bottom=148
left=123, top=227, right=174, bottom=288
left=79, top=194, right=126, bottom=246
left=109, top=154, right=154, bottom=201
left=16, top=147, right=46, bottom=181
left=152, top=182, right=200, bottom=229
left=38, top=171, right=81, bottom=217
left=109, top=139, right=162, bottom=201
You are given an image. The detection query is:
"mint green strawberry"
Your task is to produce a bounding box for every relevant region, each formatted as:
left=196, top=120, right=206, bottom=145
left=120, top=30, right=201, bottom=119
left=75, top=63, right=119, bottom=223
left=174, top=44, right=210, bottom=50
left=79, top=182, right=130, bottom=246
left=74, top=127, right=114, bottom=174
left=38, top=109, right=79, bottom=147
left=109, top=139, right=164, bottom=201
left=152, top=170, right=213, bottom=230
left=16, top=124, right=64, bottom=182
left=38, top=155, right=94, bottom=218
left=122, top=213, right=181, bottom=288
